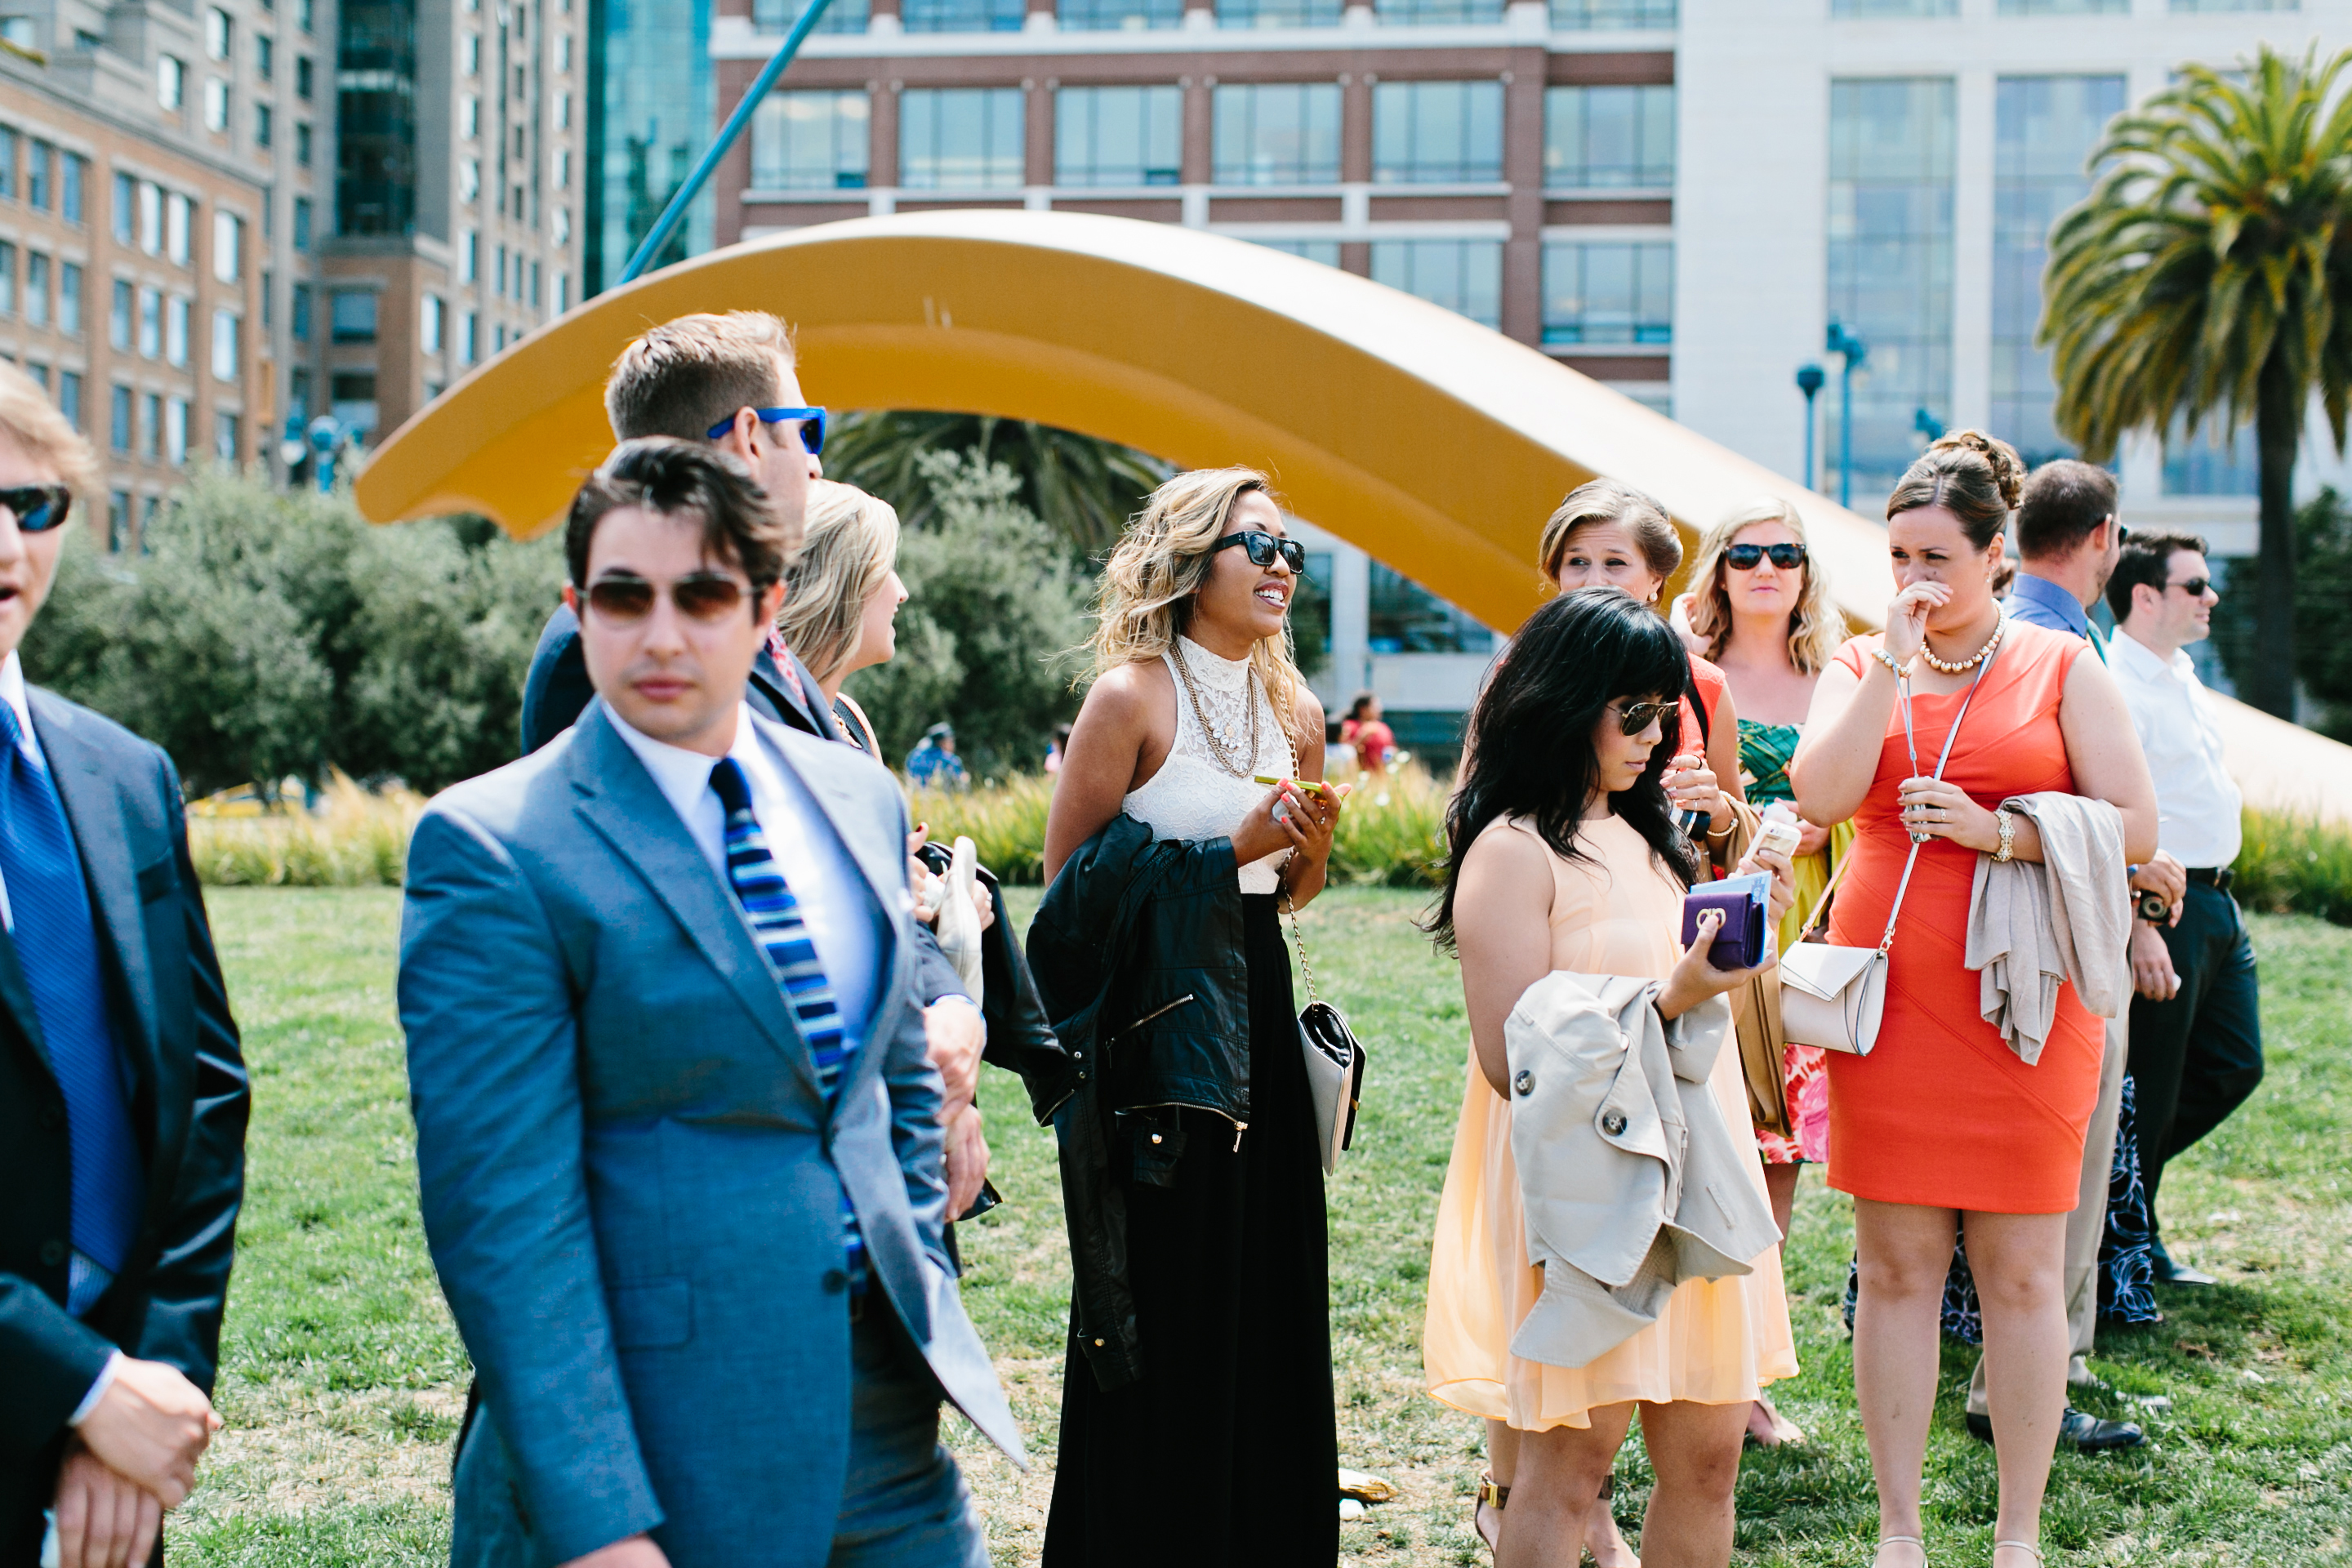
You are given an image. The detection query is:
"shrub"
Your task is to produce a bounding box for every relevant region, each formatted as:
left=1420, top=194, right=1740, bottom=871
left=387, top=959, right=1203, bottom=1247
left=188, top=775, right=422, bottom=887
left=910, top=775, right=1054, bottom=885
left=2232, top=808, right=2352, bottom=927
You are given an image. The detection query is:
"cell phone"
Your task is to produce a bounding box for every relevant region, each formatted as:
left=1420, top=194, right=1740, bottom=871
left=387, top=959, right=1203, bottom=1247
left=1756, top=802, right=1802, bottom=859
left=1253, top=775, right=1329, bottom=796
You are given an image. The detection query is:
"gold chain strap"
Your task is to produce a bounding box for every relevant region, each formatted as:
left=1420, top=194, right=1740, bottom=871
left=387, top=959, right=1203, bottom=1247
left=1169, top=639, right=1260, bottom=781
left=1279, top=886, right=1321, bottom=1008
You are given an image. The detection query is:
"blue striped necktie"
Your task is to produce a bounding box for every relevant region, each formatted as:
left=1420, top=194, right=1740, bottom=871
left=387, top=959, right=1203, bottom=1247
left=710, top=756, right=864, bottom=1294
left=0, top=701, right=140, bottom=1295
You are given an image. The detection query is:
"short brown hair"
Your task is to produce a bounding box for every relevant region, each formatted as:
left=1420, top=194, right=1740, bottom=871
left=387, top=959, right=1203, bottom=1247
left=604, top=311, right=796, bottom=441
left=0, top=361, right=103, bottom=500
left=1537, top=479, right=1680, bottom=590
left=1886, top=430, right=2023, bottom=550
left=564, top=438, right=787, bottom=598
left=2105, top=528, right=2210, bottom=625
left=2016, top=459, right=2118, bottom=562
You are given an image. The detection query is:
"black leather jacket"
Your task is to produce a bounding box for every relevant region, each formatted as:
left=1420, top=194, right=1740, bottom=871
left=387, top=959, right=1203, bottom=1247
left=1026, top=813, right=1251, bottom=1390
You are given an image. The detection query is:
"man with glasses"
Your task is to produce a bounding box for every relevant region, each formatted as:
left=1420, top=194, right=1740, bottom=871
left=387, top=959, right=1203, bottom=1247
left=2105, top=529, right=2261, bottom=1291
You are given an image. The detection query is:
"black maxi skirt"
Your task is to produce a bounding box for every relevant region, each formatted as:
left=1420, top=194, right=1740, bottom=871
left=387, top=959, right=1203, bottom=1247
left=1041, top=893, right=1339, bottom=1567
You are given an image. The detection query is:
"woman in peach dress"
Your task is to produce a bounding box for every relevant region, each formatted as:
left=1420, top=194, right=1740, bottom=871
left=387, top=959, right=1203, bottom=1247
left=1425, top=589, right=1798, bottom=1568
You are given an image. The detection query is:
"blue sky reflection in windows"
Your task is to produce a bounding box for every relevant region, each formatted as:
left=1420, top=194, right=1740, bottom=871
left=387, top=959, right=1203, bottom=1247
left=1371, top=239, right=1502, bottom=328
left=2163, top=417, right=2260, bottom=496
left=1545, top=84, right=1673, bottom=189
left=1250, top=238, right=1340, bottom=265
left=1213, top=83, right=1341, bottom=185
left=1997, top=0, right=2126, bottom=13
left=752, top=91, right=869, bottom=189
left=752, top=0, right=870, bottom=34
left=1991, top=74, right=2123, bottom=467
left=1830, top=0, right=1954, bottom=15
left=1827, top=76, right=1955, bottom=495
left=1374, top=82, right=1503, bottom=183
left=901, top=88, right=1024, bottom=189
left=1217, top=0, right=1340, bottom=26
left=1059, top=0, right=1183, bottom=29
left=1057, top=86, right=1181, bottom=186
left=1369, top=562, right=1494, bottom=654
left=1543, top=242, right=1671, bottom=345
left=900, top=0, right=1024, bottom=31
left=1548, top=0, right=1673, bottom=25
left=1376, top=0, right=1502, bottom=26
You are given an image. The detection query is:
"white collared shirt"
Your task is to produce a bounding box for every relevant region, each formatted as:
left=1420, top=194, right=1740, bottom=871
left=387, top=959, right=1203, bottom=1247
left=2109, top=630, right=2243, bottom=869
left=604, top=699, right=884, bottom=1045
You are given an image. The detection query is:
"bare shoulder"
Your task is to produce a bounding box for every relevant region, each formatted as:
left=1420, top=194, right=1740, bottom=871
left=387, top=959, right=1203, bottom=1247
left=1460, top=815, right=1552, bottom=883
left=1080, top=657, right=1172, bottom=724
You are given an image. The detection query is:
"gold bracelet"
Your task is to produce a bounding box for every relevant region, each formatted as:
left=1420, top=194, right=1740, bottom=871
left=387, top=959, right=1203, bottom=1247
left=1993, top=807, right=2016, bottom=863
left=1705, top=814, right=1735, bottom=840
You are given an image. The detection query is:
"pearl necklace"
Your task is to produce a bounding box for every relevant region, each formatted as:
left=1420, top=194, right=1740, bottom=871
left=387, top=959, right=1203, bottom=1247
left=1917, top=615, right=2006, bottom=675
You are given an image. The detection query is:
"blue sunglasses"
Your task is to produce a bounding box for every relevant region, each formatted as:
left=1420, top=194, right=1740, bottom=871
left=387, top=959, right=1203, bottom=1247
left=705, top=405, right=827, bottom=457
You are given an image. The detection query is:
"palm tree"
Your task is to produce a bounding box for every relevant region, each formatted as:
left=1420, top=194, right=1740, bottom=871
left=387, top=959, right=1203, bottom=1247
left=2042, top=44, right=2352, bottom=719
left=821, top=412, right=1171, bottom=561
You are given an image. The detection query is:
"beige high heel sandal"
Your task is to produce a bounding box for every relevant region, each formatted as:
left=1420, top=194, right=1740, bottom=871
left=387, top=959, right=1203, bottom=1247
left=1993, top=1543, right=2043, bottom=1565
left=1873, top=1536, right=1927, bottom=1567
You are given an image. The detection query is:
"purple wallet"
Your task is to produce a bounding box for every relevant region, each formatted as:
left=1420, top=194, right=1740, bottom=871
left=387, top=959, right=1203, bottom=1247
left=1681, top=872, right=1771, bottom=970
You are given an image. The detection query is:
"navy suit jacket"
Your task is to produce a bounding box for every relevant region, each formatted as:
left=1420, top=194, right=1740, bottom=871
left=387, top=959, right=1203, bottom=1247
left=0, top=690, right=247, bottom=1558
left=399, top=703, right=1020, bottom=1568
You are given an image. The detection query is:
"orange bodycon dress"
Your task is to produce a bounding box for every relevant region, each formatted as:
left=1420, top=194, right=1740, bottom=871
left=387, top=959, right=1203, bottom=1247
left=1823, top=620, right=2103, bottom=1215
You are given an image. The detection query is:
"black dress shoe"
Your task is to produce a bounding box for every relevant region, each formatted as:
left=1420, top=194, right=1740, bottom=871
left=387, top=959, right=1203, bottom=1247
left=1965, top=1408, right=2145, bottom=1451
left=2158, top=1262, right=2218, bottom=1286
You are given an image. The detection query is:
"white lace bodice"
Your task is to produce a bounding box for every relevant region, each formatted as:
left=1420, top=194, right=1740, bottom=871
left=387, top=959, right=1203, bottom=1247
left=1124, top=638, right=1296, bottom=895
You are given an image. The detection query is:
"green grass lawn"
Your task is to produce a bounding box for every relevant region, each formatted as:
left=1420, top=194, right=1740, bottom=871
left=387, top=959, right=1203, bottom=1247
left=170, top=887, right=2352, bottom=1566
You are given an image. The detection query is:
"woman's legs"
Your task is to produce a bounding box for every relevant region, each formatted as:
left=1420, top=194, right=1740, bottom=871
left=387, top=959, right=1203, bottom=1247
left=1496, top=1405, right=1635, bottom=1568
left=1633, top=1400, right=1751, bottom=1568
left=1962, top=1209, right=2071, bottom=1555
left=1852, top=1198, right=1959, bottom=1558
left=1763, top=1161, right=1802, bottom=1241
left=1747, top=1163, right=1806, bottom=1448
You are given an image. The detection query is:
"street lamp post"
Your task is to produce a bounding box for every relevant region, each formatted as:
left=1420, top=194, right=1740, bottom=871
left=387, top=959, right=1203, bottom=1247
left=1796, top=363, right=1825, bottom=492
left=1825, top=323, right=1867, bottom=508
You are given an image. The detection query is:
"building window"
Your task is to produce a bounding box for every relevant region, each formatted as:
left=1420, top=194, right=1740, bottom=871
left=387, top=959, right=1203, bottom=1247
left=22, top=251, right=44, bottom=327
left=1058, top=0, right=1182, bottom=29
left=1370, top=239, right=1503, bottom=328
left=138, top=181, right=162, bottom=253
left=494, top=244, right=506, bottom=296
left=461, top=310, right=479, bottom=363
left=554, top=148, right=568, bottom=187
left=1250, top=237, right=1341, bottom=265
left=106, top=491, right=127, bottom=551
left=557, top=30, right=573, bottom=67
left=1545, top=84, right=1674, bottom=189
left=24, top=139, right=47, bottom=209
left=1541, top=240, right=1672, bottom=344
left=421, top=292, right=444, bottom=354
left=261, top=268, right=273, bottom=327
left=1057, top=85, right=1181, bottom=187
left=292, top=194, right=311, bottom=250
left=158, top=55, right=185, bottom=110
left=206, top=7, right=231, bottom=58
left=1367, top=561, right=1494, bottom=653
left=165, top=396, right=188, bottom=465
left=462, top=96, right=479, bottom=138
left=461, top=158, right=480, bottom=203
left=137, top=286, right=159, bottom=355
left=1216, top=0, right=1342, bottom=25
left=204, top=79, right=231, bottom=132
left=0, top=243, right=13, bottom=315
left=752, top=91, right=871, bottom=190
left=331, top=290, right=379, bottom=342
left=1993, top=75, right=2125, bottom=466
left=109, top=278, right=130, bottom=345
left=554, top=271, right=570, bottom=312
left=22, top=363, right=46, bottom=391
left=753, top=0, right=871, bottom=31
left=1376, top=0, right=1502, bottom=22
left=0, top=129, right=16, bottom=200
left=1830, top=0, right=1953, bottom=11
left=109, top=385, right=131, bottom=451
left=331, top=372, right=377, bottom=439
left=463, top=33, right=479, bottom=73
left=460, top=229, right=478, bottom=281
left=296, top=55, right=312, bottom=98
left=256, top=102, right=274, bottom=147
left=289, top=366, right=310, bottom=421
left=57, top=371, right=78, bottom=430
left=110, top=172, right=131, bottom=242
left=61, top=154, right=82, bottom=223
left=213, top=212, right=241, bottom=280
left=212, top=310, right=238, bottom=380
left=57, top=262, right=78, bottom=335
left=167, top=295, right=190, bottom=367
left=1549, top=0, right=1673, bottom=21
left=215, top=409, right=239, bottom=461
left=554, top=90, right=569, bottom=130
left=296, top=122, right=310, bottom=166
left=257, top=32, right=274, bottom=77
left=1212, top=82, right=1343, bottom=185
left=1998, top=0, right=2127, bottom=8
left=140, top=391, right=160, bottom=457
left=898, top=87, right=1025, bottom=189
left=1827, top=75, right=1957, bottom=493
left=2163, top=418, right=2258, bottom=495
left=167, top=194, right=191, bottom=265
left=552, top=206, right=569, bottom=246
left=298, top=0, right=312, bottom=32
left=291, top=283, right=311, bottom=340
left=1374, top=82, right=1503, bottom=184
left=0, top=16, right=32, bottom=47
left=899, top=0, right=1024, bottom=30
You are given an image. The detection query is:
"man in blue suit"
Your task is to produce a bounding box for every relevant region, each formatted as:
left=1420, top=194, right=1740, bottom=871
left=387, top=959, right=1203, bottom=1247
left=400, top=439, right=1018, bottom=1568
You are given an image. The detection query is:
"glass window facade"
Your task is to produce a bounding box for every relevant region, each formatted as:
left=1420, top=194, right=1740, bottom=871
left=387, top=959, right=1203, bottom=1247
left=1212, top=83, right=1341, bottom=185
left=336, top=0, right=417, bottom=235
left=1549, top=0, right=1673, bottom=24
left=2169, top=0, right=2295, bottom=10
left=1216, top=0, right=1342, bottom=27
left=751, top=0, right=870, bottom=33
left=1367, top=562, right=1495, bottom=653
left=900, top=88, right=1025, bottom=189
left=2163, top=418, right=2259, bottom=496
left=1544, top=84, right=1673, bottom=189
left=1542, top=241, right=1672, bottom=345
left=1826, top=76, right=1956, bottom=494
left=1992, top=74, right=2124, bottom=467
left=1056, top=86, right=1181, bottom=187
left=1376, top=0, right=1503, bottom=23
left=1251, top=237, right=1340, bottom=265
left=1831, top=0, right=1954, bottom=13
left=900, top=0, right=1025, bottom=29
left=1374, top=81, right=1503, bottom=184
left=587, top=0, right=715, bottom=292
left=1998, top=0, right=2126, bottom=11
left=1059, top=0, right=1183, bottom=28
left=1370, top=239, right=1503, bottom=328
left=752, top=91, right=870, bottom=189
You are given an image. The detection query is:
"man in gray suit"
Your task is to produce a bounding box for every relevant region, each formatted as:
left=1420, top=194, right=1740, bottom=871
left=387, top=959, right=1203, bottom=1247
left=399, top=439, right=1019, bottom=1568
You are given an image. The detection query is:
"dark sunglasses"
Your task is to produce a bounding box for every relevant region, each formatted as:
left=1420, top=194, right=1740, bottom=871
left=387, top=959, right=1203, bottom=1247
left=1609, top=699, right=1676, bottom=737
left=703, top=405, right=827, bottom=457
left=1725, top=541, right=1806, bottom=571
left=0, top=483, right=73, bottom=532
left=582, top=572, right=750, bottom=624
left=1210, top=530, right=1307, bottom=575
left=2166, top=576, right=2213, bottom=598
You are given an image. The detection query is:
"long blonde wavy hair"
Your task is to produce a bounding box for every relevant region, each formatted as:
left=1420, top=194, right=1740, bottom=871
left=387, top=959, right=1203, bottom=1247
left=1090, top=466, right=1311, bottom=748
left=1685, top=498, right=1843, bottom=675
left=778, top=479, right=900, bottom=687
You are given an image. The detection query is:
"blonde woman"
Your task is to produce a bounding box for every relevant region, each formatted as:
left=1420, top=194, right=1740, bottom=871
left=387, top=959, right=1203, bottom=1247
left=1680, top=498, right=1850, bottom=1448
left=775, top=478, right=909, bottom=756
left=1035, top=468, right=1347, bottom=1567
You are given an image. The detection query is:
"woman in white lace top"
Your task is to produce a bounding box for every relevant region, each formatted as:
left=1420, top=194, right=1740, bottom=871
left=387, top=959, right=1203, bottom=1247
left=1040, top=467, right=1348, bottom=1566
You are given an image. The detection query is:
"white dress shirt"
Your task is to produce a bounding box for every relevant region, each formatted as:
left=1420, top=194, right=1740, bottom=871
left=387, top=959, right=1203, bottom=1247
left=606, top=700, right=885, bottom=1046
left=2110, top=630, right=2243, bottom=869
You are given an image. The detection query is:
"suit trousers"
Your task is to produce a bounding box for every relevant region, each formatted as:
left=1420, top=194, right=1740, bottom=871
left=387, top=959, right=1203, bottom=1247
left=2127, top=884, right=2263, bottom=1231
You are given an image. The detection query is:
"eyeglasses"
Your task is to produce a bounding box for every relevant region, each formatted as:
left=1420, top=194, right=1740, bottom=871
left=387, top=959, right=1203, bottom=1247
left=1607, top=699, right=1676, bottom=737
left=703, top=405, right=827, bottom=457
left=582, top=571, right=751, bottom=625
left=0, top=483, right=73, bottom=532
left=1725, top=541, right=1806, bottom=571
left=2165, top=577, right=2213, bottom=599
left=1210, top=530, right=1308, bottom=575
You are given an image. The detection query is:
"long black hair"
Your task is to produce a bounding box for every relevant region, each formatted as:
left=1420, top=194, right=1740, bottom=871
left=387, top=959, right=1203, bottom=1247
left=1428, top=587, right=1699, bottom=950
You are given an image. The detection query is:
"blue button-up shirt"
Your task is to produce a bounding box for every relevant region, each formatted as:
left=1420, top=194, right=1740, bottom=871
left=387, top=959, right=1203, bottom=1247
left=2007, top=571, right=2107, bottom=661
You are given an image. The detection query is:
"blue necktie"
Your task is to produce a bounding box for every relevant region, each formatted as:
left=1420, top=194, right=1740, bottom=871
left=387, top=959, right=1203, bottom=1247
left=710, top=757, right=865, bottom=1294
left=0, top=702, right=140, bottom=1286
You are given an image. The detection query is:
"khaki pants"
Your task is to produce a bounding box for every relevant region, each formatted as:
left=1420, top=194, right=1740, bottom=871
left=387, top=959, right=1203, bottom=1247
left=1967, top=1006, right=2127, bottom=1415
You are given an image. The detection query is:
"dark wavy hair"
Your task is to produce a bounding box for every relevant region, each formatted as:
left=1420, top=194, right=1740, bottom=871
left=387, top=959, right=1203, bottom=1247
left=1428, top=587, right=1698, bottom=950
left=564, top=436, right=786, bottom=596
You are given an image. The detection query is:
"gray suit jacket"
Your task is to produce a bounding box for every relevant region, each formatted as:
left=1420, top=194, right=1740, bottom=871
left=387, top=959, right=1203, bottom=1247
left=399, top=702, right=1020, bottom=1568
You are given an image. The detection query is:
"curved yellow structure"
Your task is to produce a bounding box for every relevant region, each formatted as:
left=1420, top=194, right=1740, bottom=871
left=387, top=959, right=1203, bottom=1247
left=355, top=209, right=1897, bottom=635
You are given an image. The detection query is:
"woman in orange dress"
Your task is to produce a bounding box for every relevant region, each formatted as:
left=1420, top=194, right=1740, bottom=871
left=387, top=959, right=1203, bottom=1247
left=1789, top=433, right=2156, bottom=1568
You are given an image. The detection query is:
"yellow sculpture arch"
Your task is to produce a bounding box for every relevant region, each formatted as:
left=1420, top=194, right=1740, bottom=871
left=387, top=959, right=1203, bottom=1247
left=355, top=209, right=1898, bottom=636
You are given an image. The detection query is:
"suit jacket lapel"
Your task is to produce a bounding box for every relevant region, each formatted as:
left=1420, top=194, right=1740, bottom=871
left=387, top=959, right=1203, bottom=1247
left=564, top=705, right=826, bottom=1102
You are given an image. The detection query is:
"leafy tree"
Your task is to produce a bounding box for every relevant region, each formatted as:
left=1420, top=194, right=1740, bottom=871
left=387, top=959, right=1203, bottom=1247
left=823, top=411, right=1169, bottom=561
left=844, top=452, right=1089, bottom=774
left=2212, top=486, right=2352, bottom=742
left=2042, top=45, right=2352, bottom=719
